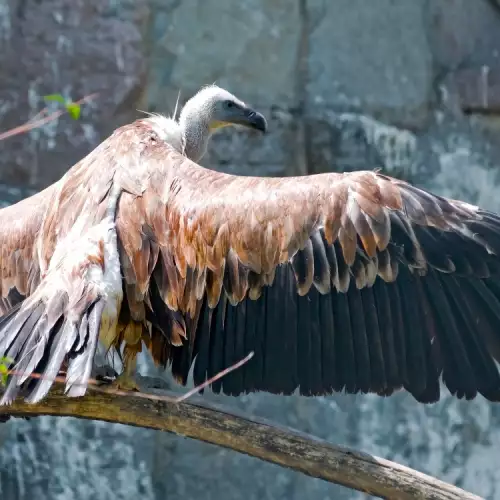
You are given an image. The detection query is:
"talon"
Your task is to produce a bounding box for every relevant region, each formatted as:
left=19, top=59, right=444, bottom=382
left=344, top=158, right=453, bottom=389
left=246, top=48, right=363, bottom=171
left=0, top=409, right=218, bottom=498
left=91, top=364, right=119, bottom=384
left=111, top=373, right=140, bottom=392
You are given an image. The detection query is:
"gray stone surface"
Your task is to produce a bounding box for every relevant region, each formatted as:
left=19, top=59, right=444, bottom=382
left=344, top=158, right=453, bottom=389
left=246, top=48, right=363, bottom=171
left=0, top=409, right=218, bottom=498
left=2, top=0, right=500, bottom=499
left=306, top=0, right=433, bottom=129
left=145, top=0, right=301, bottom=108
left=427, top=0, right=500, bottom=72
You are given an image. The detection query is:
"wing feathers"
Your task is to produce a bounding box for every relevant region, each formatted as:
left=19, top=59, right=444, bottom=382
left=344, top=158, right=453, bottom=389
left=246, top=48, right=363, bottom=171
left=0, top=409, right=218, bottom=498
left=0, top=187, right=50, bottom=315
left=290, top=239, right=314, bottom=296
left=136, top=156, right=500, bottom=402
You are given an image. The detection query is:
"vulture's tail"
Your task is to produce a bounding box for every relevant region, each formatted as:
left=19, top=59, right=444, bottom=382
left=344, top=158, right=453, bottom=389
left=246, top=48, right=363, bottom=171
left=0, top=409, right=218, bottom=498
left=0, top=295, right=105, bottom=405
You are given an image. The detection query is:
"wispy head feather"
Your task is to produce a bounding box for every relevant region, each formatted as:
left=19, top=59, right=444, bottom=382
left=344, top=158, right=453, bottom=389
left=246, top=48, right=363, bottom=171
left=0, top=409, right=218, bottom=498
left=136, top=109, right=162, bottom=118
left=173, top=89, right=182, bottom=121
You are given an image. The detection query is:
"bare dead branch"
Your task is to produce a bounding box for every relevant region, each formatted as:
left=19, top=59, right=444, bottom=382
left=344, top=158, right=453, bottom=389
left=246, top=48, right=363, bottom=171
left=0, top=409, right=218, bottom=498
left=0, top=383, right=481, bottom=500
left=0, top=93, right=99, bottom=142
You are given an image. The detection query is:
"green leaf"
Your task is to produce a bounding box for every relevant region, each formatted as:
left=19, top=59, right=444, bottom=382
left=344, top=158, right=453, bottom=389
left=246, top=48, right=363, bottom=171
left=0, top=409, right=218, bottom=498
left=43, top=93, right=67, bottom=104
left=0, top=356, right=12, bottom=386
left=43, top=94, right=82, bottom=120
left=65, top=102, right=81, bottom=120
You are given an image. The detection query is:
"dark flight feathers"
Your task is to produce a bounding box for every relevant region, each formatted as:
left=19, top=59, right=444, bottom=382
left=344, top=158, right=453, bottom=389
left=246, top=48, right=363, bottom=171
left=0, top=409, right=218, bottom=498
left=166, top=226, right=500, bottom=404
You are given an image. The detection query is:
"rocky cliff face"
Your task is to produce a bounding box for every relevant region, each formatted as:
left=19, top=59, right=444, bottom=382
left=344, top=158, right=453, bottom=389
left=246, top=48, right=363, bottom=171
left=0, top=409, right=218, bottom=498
left=1, top=1, right=500, bottom=498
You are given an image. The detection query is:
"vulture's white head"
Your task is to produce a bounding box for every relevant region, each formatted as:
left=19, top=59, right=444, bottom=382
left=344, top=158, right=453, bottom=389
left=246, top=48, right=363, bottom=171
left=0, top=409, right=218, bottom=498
left=146, top=85, right=267, bottom=164
left=179, top=85, right=268, bottom=162
left=180, top=85, right=268, bottom=134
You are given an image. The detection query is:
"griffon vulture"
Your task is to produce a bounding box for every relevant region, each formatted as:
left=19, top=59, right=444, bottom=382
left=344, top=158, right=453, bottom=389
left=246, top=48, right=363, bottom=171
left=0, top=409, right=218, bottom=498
left=1, top=85, right=500, bottom=407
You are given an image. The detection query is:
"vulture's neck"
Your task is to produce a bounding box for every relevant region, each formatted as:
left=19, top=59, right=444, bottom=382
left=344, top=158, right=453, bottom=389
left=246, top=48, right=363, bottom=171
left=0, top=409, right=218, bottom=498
left=179, top=103, right=213, bottom=163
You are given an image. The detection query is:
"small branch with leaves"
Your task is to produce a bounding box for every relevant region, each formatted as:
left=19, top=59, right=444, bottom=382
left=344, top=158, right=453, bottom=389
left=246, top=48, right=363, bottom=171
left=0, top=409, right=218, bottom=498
left=0, top=92, right=98, bottom=142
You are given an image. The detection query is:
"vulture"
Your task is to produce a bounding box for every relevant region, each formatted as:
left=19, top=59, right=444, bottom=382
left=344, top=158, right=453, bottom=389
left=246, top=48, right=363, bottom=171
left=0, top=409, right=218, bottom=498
left=2, top=85, right=500, bottom=407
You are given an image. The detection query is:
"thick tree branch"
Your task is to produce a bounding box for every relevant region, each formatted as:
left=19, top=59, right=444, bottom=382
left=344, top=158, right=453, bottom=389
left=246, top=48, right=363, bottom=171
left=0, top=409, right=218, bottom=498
left=0, top=381, right=481, bottom=500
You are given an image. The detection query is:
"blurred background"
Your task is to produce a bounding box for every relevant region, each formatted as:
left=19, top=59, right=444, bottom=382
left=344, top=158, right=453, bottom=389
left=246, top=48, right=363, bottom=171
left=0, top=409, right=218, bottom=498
left=1, top=0, right=500, bottom=498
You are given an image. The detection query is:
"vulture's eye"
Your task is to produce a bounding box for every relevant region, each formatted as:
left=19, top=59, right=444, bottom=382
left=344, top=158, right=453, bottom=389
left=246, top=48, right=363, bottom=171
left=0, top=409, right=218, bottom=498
left=225, top=100, right=235, bottom=109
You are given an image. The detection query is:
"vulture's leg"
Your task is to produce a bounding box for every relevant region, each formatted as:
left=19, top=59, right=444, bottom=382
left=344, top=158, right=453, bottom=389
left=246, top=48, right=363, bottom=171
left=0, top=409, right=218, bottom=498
left=111, top=321, right=143, bottom=391
left=114, top=344, right=141, bottom=391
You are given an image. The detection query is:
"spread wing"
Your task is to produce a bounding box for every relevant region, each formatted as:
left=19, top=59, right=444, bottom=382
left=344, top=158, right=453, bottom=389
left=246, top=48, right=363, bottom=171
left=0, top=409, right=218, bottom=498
left=0, top=186, right=53, bottom=314
left=0, top=129, right=125, bottom=404
left=116, top=129, right=500, bottom=404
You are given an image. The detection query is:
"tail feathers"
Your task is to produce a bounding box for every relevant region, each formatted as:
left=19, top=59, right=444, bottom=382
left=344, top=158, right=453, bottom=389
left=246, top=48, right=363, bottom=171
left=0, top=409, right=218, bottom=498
left=65, top=300, right=105, bottom=398
left=24, top=321, right=76, bottom=404
left=0, top=301, right=44, bottom=357
left=0, top=297, right=105, bottom=405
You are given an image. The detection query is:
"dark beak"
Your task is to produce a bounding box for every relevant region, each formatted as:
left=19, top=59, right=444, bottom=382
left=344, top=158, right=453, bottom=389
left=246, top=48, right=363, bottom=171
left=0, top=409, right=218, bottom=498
left=242, top=108, right=268, bottom=133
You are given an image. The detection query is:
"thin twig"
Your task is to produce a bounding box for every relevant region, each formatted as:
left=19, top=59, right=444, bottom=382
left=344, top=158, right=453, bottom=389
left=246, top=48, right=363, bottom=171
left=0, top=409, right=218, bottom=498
left=27, top=107, right=50, bottom=124
left=175, top=351, right=254, bottom=402
left=0, top=93, right=99, bottom=142
left=5, top=351, right=254, bottom=405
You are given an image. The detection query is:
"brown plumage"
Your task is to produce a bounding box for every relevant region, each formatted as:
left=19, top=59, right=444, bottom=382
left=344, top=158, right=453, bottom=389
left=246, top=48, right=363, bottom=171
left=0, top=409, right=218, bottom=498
left=2, top=94, right=500, bottom=405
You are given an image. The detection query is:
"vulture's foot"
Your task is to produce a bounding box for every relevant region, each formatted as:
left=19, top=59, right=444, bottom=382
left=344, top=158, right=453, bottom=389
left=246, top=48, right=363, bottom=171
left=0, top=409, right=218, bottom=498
left=91, top=364, right=119, bottom=384
left=111, top=373, right=140, bottom=392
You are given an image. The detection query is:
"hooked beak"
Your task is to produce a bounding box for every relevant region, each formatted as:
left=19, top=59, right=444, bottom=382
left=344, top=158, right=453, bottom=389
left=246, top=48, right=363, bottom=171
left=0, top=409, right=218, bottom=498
left=229, top=107, right=267, bottom=134
left=243, top=108, right=268, bottom=133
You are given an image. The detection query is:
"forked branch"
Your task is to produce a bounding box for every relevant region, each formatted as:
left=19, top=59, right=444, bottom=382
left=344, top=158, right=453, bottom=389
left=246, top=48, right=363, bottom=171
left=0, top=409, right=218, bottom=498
left=0, top=382, right=481, bottom=500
